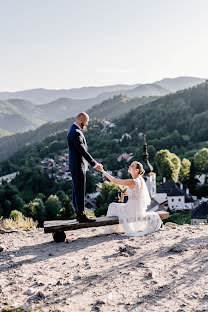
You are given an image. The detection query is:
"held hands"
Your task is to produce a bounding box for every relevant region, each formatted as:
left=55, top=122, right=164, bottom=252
left=95, top=163, right=104, bottom=172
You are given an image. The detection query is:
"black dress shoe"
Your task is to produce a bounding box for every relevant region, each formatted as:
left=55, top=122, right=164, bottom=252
left=77, top=214, right=96, bottom=223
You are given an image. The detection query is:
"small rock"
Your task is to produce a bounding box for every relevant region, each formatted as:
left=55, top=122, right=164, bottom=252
left=73, top=275, right=81, bottom=281
left=165, top=222, right=178, bottom=228
left=64, top=281, right=70, bottom=286
left=136, top=261, right=145, bottom=267
left=0, top=228, right=7, bottom=234
left=129, top=238, right=135, bottom=241
left=92, top=300, right=105, bottom=311
left=146, top=271, right=156, bottom=279
left=56, top=280, right=62, bottom=286
left=24, top=288, right=36, bottom=296
left=119, top=245, right=136, bottom=256
left=48, top=253, right=54, bottom=256
left=0, top=245, right=5, bottom=252
left=36, top=291, right=45, bottom=299
left=88, top=274, right=99, bottom=281
left=168, top=243, right=189, bottom=253
left=119, top=246, right=128, bottom=252
left=202, top=294, right=208, bottom=300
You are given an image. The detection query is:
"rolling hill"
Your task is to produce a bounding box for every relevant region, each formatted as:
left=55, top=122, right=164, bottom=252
left=0, top=99, right=45, bottom=132
left=0, top=77, right=204, bottom=104
left=155, top=76, right=206, bottom=92
left=0, top=94, right=156, bottom=161
left=87, top=95, right=157, bottom=120
left=0, top=84, right=140, bottom=104
left=0, top=77, right=206, bottom=134
left=0, top=81, right=208, bottom=175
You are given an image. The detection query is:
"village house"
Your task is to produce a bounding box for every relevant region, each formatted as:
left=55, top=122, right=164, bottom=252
left=117, top=153, right=133, bottom=162
left=40, top=155, right=72, bottom=181
left=40, top=158, right=55, bottom=169
left=120, top=133, right=131, bottom=142
left=85, top=192, right=100, bottom=210
left=155, top=179, right=197, bottom=211
left=202, top=196, right=208, bottom=202
left=0, top=171, right=19, bottom=185
left=191, top=201, right=208, bottom=225
left=196, top=174, right=207, bottom=185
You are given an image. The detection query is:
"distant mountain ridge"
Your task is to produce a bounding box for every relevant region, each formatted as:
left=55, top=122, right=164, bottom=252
left=0, top=76, right=206, bottom=134
left=0, top=94, right=156, bottom=161
left=155, top=76, right=206, bottom=92
left=0, top=84, right=140, bottom=105
left=0, top=80, right=207, bottom=163
left=0, top=77, right=205, bottom=104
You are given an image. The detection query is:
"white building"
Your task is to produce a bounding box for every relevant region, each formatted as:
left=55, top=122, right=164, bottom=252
left=156, top=179, right=195, bottom=211
left=202, top=196, right=208, bottom=202
left=196, top=174, right=207, bottom=185
left=0, top=171, right=19, bottom=185
left=191, top=202, right=208, bottom=225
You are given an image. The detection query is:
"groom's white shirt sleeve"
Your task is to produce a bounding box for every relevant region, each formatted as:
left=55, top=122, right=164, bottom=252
left=73, top=122, right=98, bottom=169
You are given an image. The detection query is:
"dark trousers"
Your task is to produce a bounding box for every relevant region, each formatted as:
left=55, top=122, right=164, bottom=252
left=71, top=170, right=86, bottom=217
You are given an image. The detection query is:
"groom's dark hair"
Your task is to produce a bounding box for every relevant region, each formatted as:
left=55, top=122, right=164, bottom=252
left=76, top=112, right=89, bottom=120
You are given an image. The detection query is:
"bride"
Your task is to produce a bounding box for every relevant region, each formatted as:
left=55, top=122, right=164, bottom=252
left=99, top=161, right=162, bottom=236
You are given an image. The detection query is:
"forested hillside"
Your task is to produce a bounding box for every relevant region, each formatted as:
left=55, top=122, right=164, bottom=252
left=0, top=81, right=208, bottom=176
left=0, top=99, right=44, bottom=132
left=0, top=95, right=155, bottom=161
left=86, top=95, right=157, bottom=120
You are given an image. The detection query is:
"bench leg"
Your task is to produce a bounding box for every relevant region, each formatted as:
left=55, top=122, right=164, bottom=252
left=53, top=230, right=66, bottom=243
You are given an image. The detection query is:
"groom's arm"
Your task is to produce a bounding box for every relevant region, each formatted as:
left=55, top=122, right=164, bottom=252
left=72, top=131, right=97, bottom=167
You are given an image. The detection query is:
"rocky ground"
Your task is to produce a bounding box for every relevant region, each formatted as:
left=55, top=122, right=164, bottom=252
left=0, top=223, right=208, bottom=312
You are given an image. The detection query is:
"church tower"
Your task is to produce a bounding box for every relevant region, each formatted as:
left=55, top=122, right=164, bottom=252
left=141, top=133, right=156, bottom=198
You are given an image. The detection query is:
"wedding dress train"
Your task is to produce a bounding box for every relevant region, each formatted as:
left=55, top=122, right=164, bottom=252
left=104, top=176, right=162, bottom=236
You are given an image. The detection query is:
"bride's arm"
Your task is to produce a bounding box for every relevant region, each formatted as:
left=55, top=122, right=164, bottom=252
left=101, top=169, right=135, bottom=189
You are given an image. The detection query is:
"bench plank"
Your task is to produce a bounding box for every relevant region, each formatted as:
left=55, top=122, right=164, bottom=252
left=44, top=216, right=119, bottom=233
left=44, top=211, right=169, bottom=233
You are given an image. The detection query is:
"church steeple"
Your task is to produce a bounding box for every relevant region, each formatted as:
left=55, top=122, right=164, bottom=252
left=141, top=132, right=153, bottom=174
left=143, top=133, right=149, bottom=162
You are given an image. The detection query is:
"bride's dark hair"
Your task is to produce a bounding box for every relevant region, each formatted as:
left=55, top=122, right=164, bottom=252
left=135, top=161, right=145, bottom=176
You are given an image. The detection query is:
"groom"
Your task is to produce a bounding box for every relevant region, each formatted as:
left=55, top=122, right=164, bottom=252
left=67, top=112, right=103, bottom=223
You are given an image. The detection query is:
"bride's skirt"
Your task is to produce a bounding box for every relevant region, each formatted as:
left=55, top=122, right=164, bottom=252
left=104, top=202, right=162, bottom=237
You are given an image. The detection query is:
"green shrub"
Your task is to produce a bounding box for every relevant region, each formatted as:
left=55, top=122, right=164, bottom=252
left=9, top=210, right=23, bottom=221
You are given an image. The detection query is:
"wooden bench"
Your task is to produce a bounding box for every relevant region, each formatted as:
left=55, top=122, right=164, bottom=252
left=44, top=211, right=169, bottom=242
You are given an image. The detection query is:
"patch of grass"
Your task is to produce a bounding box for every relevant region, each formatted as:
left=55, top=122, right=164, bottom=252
left=85, top=209, right=96, bottom=218
left=0, top=215, right=37, bottom=229
left=163, top=212, right=191, bottom=225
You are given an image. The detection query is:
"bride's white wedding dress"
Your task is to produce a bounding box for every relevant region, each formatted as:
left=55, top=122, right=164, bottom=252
left=104, top=176, right=162, bottom=236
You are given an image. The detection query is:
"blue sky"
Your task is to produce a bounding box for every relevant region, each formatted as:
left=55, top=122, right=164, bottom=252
left=0, top=0, right=207, bottom=91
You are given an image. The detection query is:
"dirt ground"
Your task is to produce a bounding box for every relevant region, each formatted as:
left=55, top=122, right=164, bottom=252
left=0, top=223, right=208, bottom=312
